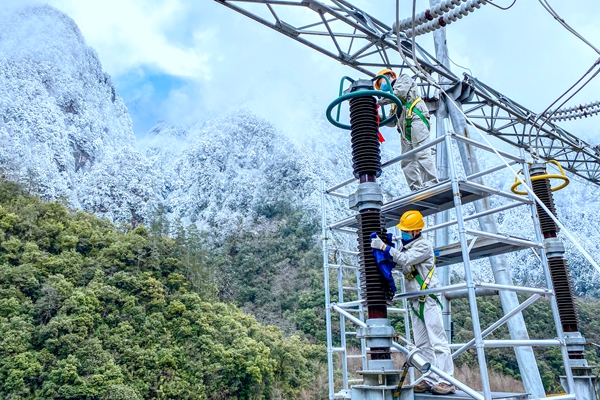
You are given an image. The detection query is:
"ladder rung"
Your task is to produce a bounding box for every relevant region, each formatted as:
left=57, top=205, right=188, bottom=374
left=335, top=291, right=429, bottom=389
left=348, top=379, right=363, bottom=383
left=346, top=354, right=365, bottom=359
left=343, top=286, right=359, bottom=291
left=327, top=264, right=359, bottom=270
left=387, top=307, right=407, bottom=313
left=328, top=248, right=359, bottom=256
left=345, top=332, right=357, bottom=336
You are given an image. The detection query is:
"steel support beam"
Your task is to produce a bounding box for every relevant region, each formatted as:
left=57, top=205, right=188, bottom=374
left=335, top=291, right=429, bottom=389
left=215, top=0, right=600, bottom=185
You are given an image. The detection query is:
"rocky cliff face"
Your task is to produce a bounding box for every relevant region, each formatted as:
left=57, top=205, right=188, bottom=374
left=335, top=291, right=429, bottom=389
left=0, top=5, right=135, bottom=205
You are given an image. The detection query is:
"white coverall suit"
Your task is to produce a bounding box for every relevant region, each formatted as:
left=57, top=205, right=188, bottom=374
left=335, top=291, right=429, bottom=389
left=385, top=75, right=439, bottom=191
left=387, top=235, right=454, bottom=386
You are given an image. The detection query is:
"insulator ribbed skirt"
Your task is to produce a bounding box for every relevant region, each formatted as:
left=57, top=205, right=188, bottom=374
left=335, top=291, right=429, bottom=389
left=349, top=96, right=381, bottom=178
left=547, top=258, right=579, bottom=333
left=531, top=177, right=559, bottom=235
left=356, top=211, right=391, bottom=307
left=530, top=173, right=579, bottom=334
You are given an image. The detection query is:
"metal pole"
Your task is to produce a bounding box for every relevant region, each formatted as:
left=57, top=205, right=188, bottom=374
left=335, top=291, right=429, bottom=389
left=423, top=201, right=526, bottom=234
left=519, top=148, right=575, bottom=393
left=436, top=110, right=452, bottom=341
left=445, top=133, right=492, bottom=400
left=321, top=180, right=335, bottom=399
left=399, top=274, right=415, bottom=383
left=456, top=339, right=562, bottom=347
left=355, top=266, right=367, bottom=372
left=389, top=344, right=483, bottom=400
left=337, top=259, right=349, bottom=391
left=332, top=304, right=367, bottom=328
left=429, top=0, right=545, bottom=394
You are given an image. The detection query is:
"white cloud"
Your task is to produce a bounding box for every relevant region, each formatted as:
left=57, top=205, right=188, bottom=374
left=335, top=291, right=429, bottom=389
left=46, top=0, right=210, bottom=79
left=13, top=0, right=599, bottom=143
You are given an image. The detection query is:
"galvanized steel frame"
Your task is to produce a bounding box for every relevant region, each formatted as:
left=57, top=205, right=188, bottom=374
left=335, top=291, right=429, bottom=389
left=215, top=0, right=586, bottom=397
left=319, top=133, right=575, bottom=399
left=215, top=0, right=600, bottom=185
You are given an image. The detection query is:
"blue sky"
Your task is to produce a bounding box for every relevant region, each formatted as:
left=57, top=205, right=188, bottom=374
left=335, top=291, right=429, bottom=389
left=114, top=70, right=187, bottom=135
left=27, top=0, right=600, bottom=142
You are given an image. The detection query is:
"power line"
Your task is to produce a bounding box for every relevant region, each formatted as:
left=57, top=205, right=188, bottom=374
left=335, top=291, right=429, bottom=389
left=537, top=0, right=600, bottom=56
left=487, top=0, right=517, bottom=11
left=527, top=1, right=600, bottom=156
left=448, top=54, right=473, bottom=76
left=529, top=59, right=600, bottom=158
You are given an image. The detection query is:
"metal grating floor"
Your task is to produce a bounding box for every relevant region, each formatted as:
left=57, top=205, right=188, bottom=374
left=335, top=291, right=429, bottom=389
left=329, top=180, right=498, bottom=231
left=435, top=237, right=533, bottom=267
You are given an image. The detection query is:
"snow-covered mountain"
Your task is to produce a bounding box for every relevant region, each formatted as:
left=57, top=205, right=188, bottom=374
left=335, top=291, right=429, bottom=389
left=0, top=5, right=134, bottom=204
left=1, top=4, right=599, bottom=296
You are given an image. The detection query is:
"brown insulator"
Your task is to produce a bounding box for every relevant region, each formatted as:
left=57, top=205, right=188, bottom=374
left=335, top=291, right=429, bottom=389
left=547, top=258, right=579, bottom=333
left=530, top=176, right=559, bottom=237
left=349, top=96, right=381, bottom=179
left=356, top=210, right=390, bottom=311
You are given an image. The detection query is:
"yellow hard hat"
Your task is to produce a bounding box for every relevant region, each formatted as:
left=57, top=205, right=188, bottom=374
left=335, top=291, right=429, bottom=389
left=374, top=69, right=397, bottom=90
left=396, top=210, right=424, bottom=231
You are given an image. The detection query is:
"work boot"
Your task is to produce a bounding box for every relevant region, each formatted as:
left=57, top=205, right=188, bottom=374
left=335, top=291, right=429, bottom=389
left=413, top=380, right=432, bottom=393
left=431, top=382, right=456, bottom=395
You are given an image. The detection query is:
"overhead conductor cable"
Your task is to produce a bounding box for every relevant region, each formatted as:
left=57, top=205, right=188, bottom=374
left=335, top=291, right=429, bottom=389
left=391, top=4, right=600, bottom=275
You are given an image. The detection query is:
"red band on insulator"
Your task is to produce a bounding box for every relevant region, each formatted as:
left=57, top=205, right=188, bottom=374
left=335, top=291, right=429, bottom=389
left=438, top=16, right=447, bottom=27
left=425, top=10, right=433, bottom=20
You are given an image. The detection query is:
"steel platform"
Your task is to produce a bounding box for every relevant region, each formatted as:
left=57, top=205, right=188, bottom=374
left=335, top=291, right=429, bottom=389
left=329, top=180, right=525, bottom=231
left=435, top=235, right=538, bottom=267
left=415, top=391, right=528, bottom=400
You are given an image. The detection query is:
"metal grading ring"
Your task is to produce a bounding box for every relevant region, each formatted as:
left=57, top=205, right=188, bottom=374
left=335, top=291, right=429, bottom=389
left=326, top=74, right=402, bottom=130
left=511, top=160, right=570, bottom=195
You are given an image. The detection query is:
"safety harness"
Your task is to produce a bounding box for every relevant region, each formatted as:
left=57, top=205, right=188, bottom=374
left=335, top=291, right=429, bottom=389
left=403, top=97, right=430, bottom=142
left=404, top=260, right=443, bottom=322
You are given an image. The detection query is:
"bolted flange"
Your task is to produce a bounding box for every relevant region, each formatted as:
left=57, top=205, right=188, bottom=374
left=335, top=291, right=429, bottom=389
left=544, top=238, right=565, bottom=259
left=356, top=318, right=395, bottom=349
left=349, top=182, right=383, bottom=211
left=344, top=78, right=375, bottom=94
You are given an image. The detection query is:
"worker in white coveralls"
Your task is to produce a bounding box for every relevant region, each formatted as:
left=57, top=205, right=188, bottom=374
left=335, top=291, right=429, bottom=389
left=375, top=69, right=439, bottom=191
left=370, top=210, right=455, bottom=395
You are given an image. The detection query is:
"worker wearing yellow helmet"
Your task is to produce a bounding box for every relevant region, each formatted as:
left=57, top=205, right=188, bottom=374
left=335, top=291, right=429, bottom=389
left=370, top=210, right=455, bottom=395
left=375, top=69, right=439, bottom=192
left=374, top=68, right=397, bottom=91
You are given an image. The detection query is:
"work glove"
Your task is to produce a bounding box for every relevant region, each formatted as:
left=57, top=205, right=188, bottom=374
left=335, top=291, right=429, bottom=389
left=370, top=235, right=386, bottom=251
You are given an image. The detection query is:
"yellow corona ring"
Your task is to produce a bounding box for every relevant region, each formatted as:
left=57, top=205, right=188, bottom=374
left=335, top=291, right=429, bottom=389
left=510, top=160, right=570, bottom=195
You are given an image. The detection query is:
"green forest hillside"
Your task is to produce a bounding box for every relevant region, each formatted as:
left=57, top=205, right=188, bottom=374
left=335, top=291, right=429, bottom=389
left=0, top=179, right=324, bottom=399
left=1, top=177, right=599, bottom=398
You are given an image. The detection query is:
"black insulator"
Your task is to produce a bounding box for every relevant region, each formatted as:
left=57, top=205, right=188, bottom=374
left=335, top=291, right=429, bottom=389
left=356, top=210, right=391, bottom=308
left=547, top=258, right=579, bottom=333
left=531, top=176, right=559, bottom=236
left=349, top=96, right=381, bottom=179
